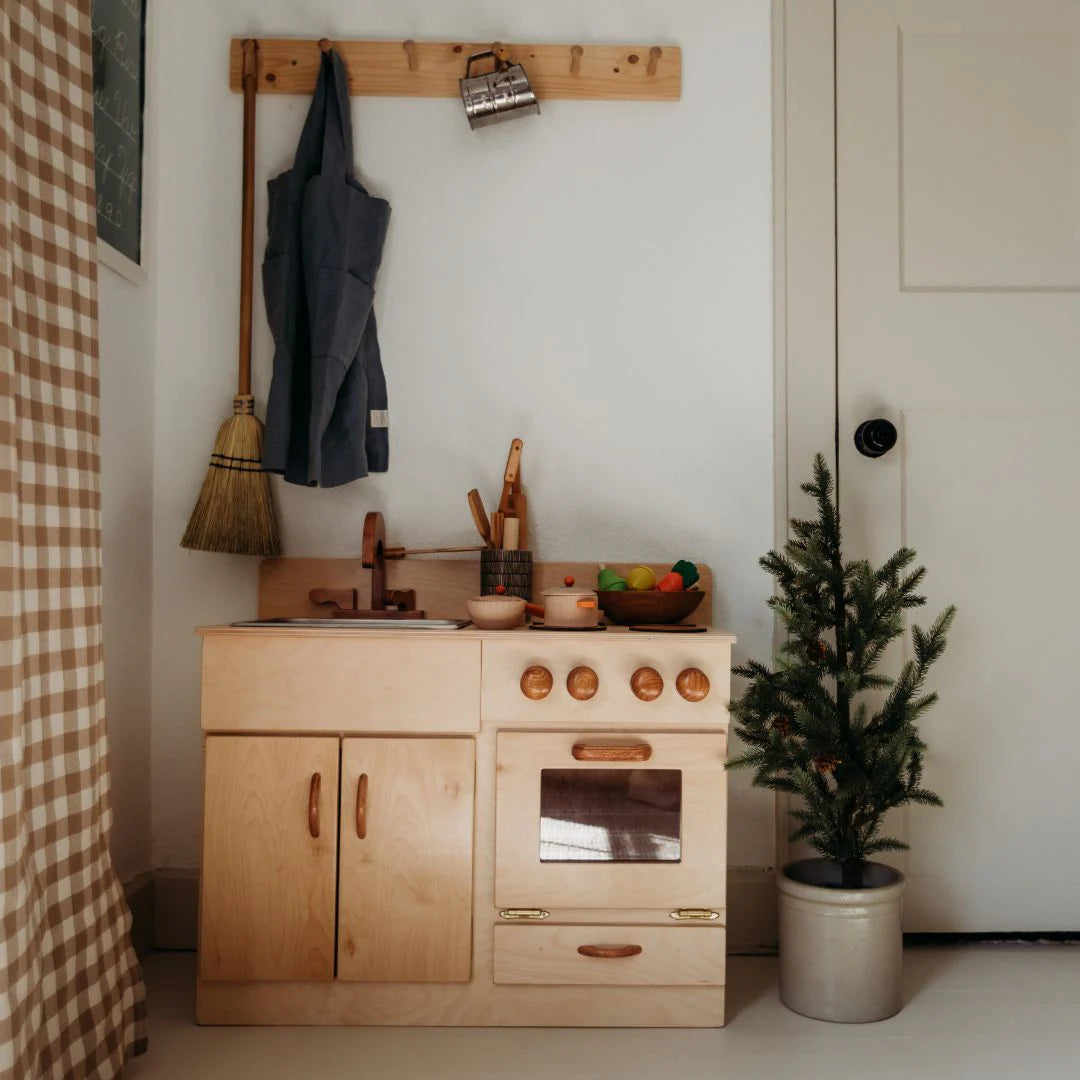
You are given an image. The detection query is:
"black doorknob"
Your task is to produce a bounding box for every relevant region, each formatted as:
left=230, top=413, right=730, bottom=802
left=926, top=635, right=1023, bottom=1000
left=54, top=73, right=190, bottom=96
left=854, top=419, right=897, bottom=458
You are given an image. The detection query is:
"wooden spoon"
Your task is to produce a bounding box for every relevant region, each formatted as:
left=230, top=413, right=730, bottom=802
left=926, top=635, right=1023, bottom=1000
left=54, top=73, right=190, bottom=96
left=467, top=488, right=494, bottom=547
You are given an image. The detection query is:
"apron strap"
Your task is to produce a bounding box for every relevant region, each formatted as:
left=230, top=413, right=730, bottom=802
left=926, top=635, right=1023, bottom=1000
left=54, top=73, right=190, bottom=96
left=320, top=49, right=355, bottom=180
left=291, top=52, right=332, bottom=178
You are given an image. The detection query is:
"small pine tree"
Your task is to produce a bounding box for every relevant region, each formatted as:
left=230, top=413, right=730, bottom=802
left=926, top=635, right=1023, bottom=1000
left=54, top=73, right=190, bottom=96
left=728, top=454, right=956, bottom=888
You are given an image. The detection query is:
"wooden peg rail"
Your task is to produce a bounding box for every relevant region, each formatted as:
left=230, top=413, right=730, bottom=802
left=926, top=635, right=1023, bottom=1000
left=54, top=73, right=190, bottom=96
left=228, top=38, right=681, bottom=101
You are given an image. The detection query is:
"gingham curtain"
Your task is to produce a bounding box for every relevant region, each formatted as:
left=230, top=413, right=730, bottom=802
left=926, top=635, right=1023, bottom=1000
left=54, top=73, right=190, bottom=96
left=0, top=1, right=147, bottom=1077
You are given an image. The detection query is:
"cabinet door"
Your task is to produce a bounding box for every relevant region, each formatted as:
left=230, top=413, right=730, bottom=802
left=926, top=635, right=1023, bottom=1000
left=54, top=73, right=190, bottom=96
left=338, top=737, right=474, bottom=982
left=200, top=735, right=339, bottom=982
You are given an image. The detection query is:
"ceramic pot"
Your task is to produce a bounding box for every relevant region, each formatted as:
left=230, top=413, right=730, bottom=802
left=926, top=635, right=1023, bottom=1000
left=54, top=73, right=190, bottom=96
left=777, top=858, right=905, bottom=1023
left=524, top=576, right=599, bottom=628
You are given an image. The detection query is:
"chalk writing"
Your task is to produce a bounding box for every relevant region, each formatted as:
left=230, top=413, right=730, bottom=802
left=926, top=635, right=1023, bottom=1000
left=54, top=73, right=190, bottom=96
left=92, top=0, right=144, bottom=263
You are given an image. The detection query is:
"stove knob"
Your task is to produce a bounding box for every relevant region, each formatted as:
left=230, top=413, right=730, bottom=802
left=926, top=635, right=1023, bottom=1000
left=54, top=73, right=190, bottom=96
left=676, top=668, right=710, bottom=702
left=567, top=666, right=599, bottom=700
left=630, top=667, right=664, bottom=701
left=520, top=665, right=553, bottom=700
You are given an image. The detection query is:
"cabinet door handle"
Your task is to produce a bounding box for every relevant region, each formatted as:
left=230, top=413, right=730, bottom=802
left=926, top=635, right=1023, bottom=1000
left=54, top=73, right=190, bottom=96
left=571, top=742, right=652, bottom=762
left=356, top=773, right=368, bottom=839
left=577, top=944, right=643, bottom=959
left=308, top=772, right=321, bottom=838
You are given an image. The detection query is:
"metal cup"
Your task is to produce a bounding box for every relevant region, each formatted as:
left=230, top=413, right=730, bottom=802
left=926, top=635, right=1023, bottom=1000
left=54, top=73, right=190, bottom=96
left=460, top=51, right=540, bottom=130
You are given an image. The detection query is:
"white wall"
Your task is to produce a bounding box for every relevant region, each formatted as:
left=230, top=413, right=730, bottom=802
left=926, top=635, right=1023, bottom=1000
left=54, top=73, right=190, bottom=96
left=99, top=262, right=155, bottom=883
left=150, top=0, right=776, bottom=871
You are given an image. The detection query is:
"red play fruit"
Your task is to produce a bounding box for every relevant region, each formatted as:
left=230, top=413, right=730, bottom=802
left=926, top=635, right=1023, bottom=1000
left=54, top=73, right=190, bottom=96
left=657, top=571, right=685, bottom=593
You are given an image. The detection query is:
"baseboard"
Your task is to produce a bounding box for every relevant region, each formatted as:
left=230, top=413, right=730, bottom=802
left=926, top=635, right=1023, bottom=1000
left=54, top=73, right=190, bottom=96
left=153, top=868, right=200, bottom=951
left=142, top=866, right=779, bottom=956
left=727, top=867, right=778, bottom=953
left=123, top=871, right=156, bottom=959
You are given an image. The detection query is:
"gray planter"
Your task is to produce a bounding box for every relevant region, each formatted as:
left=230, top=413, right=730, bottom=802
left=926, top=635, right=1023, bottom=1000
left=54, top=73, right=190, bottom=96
left=777, top=858, right=905, bottom=1022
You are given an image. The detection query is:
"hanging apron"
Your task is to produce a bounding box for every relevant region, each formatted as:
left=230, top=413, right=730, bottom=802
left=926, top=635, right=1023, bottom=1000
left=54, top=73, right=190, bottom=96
left=261, top=49, right=391, bottom=487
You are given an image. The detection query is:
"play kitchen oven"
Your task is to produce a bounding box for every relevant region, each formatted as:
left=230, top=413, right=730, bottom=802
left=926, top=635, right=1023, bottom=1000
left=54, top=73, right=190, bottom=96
left=482, top=631, right=731, bottom=1016
left=195, top=619, right=734, bottom=1028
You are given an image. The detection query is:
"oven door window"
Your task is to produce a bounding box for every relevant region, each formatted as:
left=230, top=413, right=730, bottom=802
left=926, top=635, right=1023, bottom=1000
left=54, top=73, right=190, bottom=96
left=539, top=769, right=682, bottom=863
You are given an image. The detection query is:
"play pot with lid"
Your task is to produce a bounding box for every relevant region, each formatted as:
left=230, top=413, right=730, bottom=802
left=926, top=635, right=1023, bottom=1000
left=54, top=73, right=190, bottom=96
left=525, top=576, right=599, bottom=628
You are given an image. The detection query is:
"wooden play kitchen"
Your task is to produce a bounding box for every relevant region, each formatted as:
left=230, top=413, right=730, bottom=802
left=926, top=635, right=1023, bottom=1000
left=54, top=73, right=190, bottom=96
left=195, top=553, right=734, bottom=1027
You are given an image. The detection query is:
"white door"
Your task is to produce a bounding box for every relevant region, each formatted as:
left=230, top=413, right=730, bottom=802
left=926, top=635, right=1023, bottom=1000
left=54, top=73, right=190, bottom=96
left=836, top=0, right=1080, bottom=930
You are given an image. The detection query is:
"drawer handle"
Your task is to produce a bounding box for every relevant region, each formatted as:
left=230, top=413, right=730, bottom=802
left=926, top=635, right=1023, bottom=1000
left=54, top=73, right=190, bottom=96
left=572, top=742, right=652, bottom=762
left=577, top=944, right=643, bottom=959
left=356, top=773, right=368, bottom=839
left=308, top=772, right=321, bottom=838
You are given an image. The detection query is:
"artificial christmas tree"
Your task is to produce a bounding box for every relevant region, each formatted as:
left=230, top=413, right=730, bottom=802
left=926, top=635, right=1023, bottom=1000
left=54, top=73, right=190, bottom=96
left=729, top=453, right=955, bottom=1020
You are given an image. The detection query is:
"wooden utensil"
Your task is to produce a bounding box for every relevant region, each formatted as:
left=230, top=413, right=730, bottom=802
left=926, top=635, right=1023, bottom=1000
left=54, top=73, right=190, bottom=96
left=501, top=517, right=520, bottom=551
left=467, top=488, right=494, bottom=548
left=498, top=438, right=523, bottom=516
left=507, top=490, right=527, bottom=549
left=491, top=511, right=505, bottom=549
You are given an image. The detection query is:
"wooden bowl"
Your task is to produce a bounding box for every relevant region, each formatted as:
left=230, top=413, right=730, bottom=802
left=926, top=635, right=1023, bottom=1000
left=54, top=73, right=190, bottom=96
left=467, top=594, right=526, bottom=630
left=596, top=589, right=704, bottom=626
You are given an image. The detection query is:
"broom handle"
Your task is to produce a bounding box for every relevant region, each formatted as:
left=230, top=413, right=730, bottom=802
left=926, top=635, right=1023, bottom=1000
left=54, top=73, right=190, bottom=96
left=237, top=38, right=257, bottom=398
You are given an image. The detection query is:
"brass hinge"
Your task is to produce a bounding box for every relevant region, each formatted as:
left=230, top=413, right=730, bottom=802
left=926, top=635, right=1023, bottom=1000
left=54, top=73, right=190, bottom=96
left=499, top=908, right=551, bottom=921
left=669, top=908, right=721, bottom=921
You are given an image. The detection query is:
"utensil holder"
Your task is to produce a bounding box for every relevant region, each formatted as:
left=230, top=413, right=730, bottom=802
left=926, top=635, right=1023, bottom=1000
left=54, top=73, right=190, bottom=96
left=481, top=549, right=532, bottom=599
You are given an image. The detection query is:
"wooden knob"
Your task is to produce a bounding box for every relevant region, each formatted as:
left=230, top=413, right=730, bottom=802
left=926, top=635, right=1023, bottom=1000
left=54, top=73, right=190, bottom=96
left=630, top=667, right=664, bottom=701
left=521, top=665, right=553, bottom=701
left=566, top=666, right=599, bottom=700
left=676, top=668, right=710, bottom=702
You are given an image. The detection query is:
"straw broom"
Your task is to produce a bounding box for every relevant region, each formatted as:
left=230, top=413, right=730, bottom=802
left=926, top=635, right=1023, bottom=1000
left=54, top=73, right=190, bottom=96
left=182, top=39, right=281, bottom=557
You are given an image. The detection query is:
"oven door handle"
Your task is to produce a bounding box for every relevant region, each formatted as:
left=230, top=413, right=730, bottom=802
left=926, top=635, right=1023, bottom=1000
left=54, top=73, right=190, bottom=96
left=571, top=742, right=652, bottom=762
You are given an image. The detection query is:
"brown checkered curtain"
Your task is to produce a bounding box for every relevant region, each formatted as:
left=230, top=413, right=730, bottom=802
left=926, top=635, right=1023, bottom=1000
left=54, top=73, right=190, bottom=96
left=0, top=1, right=147, bottom=1077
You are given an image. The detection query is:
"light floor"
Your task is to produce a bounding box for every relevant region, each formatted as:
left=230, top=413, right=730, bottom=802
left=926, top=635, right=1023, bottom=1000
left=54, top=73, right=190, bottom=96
left=125, top=946, right=1079, bottom=1079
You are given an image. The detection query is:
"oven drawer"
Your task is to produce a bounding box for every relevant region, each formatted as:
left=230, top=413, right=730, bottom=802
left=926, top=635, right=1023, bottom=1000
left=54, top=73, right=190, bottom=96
left=495, top=731, right=727, bottom=910
left=493, top=924, right=726, bottom=986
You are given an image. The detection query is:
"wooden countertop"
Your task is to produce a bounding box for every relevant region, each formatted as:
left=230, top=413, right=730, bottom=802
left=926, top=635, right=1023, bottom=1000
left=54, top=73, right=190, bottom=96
left=197, top=623, right=737, bottom=643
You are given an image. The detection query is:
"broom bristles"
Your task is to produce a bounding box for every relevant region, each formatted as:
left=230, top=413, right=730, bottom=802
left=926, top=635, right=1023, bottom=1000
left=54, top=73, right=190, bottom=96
left=181, top=396, right=282, bottom=556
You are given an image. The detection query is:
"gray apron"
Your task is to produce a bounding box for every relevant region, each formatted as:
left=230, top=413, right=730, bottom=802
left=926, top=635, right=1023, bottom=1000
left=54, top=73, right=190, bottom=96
left=261, top=49, right=391, bottom=487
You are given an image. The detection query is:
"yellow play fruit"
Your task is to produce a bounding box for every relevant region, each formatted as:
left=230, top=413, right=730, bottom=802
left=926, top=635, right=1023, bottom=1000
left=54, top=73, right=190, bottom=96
left=626, top=565, right=657, bottom=591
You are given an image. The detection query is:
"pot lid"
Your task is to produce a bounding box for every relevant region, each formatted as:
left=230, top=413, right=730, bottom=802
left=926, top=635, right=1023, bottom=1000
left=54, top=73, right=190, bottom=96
left=542, top=575, right=597, bottom=599
left=473, top=586, right=524, bottom=604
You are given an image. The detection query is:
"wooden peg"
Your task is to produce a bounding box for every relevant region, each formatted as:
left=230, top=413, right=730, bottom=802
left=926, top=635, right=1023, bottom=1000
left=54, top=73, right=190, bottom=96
left=570, top=45, right=583, bottom=75
left=647, top=46, right=662, bottom=76
left=403, top=39, right=419, bottom=71
left=319, top=38, right=332, bottom=54
left=492, top=41, right=509, bottom=63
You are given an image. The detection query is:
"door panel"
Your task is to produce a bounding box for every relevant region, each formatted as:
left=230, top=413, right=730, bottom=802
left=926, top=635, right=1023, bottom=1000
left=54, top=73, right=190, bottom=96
left=338, top=737, right=475, bottom=982
left=837, top=0, right=1080, bottom=929
left=495, top=731, right=727, bottom=910
left=200, top=735, right=339, bottom=981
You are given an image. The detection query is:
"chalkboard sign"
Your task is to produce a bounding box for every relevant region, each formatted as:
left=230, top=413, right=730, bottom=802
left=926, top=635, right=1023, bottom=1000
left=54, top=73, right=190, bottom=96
left=91, top=0, right=146, bottom=266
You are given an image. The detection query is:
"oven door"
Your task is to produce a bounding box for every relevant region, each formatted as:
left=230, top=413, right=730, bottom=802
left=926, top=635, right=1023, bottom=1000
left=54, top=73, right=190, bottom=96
left=495, top=731, right=727, bottom=910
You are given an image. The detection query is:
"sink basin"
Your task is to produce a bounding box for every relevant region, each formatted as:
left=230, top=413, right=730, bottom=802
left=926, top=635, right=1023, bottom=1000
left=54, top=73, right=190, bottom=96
left=231, top=618, right=470, bottom=630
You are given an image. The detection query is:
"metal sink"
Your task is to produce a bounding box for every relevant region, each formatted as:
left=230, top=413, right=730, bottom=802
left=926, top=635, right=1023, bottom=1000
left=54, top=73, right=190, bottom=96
left=230, top=618, right=469, bottom=630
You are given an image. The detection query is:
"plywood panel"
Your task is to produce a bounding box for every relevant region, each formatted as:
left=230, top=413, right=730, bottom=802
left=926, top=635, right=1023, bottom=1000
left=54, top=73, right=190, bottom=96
left=200, top=736, right=338, bottom=982
left=338, top=738, right=475, bottom=982
left=200, top=634, right=481, bottom=733
left=493, top=924, right=725, bottom=986
left=256, top=557, right=712, bottom=623
left=495, top=731, right=727, bottom=910
left=481, top=634, right=731, bottom=727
